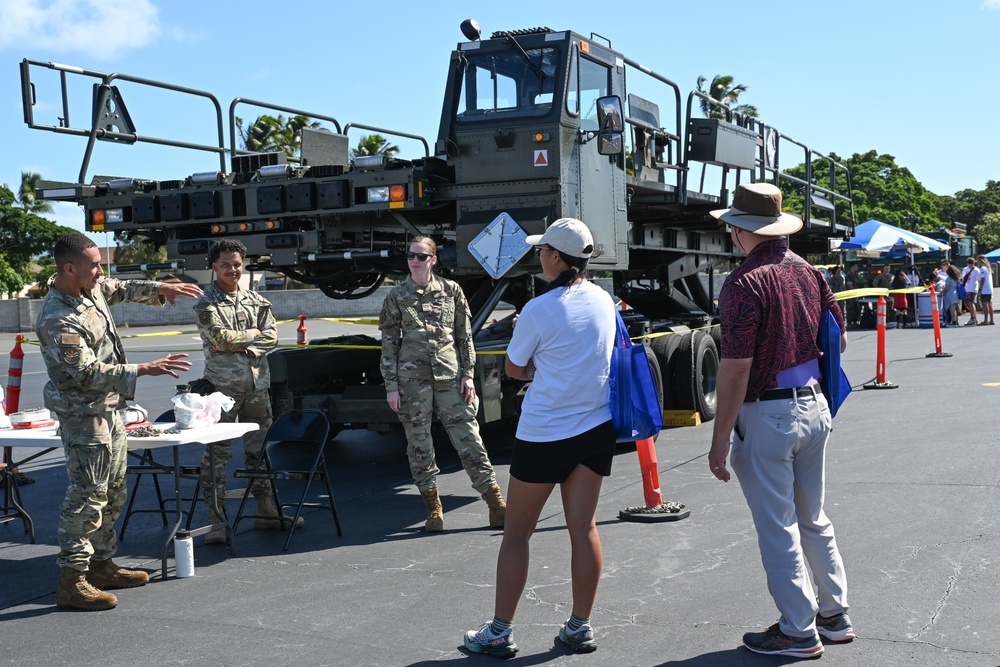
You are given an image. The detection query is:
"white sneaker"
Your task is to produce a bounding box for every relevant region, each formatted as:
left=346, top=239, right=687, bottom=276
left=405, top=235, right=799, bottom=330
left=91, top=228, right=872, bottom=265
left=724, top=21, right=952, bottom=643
left=464, top=622, right=518, bottom=658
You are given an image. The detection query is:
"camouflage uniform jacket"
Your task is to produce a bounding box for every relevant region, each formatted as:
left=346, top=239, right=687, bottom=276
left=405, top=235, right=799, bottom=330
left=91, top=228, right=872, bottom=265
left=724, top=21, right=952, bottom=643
left=195, top=282, right=277, bottom=394
left=35, top=278, right=164, bottom=415
left=378, top=274, right=475, bottom=392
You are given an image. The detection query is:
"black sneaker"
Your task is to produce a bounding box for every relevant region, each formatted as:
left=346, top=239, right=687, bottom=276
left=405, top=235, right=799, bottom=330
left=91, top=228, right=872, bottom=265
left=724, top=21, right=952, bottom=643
left=743, top=623, right=823, bottom=659
left=816, top=612, right=855, bottom=642
left=464, top=622, right=518, bottom=658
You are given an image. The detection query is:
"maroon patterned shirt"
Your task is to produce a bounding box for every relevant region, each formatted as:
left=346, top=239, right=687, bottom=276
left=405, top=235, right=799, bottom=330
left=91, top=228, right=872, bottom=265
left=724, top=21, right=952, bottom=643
left=719, top=239, right=845, bottom=402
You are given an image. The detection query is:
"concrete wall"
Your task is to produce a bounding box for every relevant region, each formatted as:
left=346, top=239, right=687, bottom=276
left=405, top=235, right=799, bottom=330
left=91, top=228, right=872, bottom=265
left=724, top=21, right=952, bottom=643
left=0, top=287, right=396, bottom=333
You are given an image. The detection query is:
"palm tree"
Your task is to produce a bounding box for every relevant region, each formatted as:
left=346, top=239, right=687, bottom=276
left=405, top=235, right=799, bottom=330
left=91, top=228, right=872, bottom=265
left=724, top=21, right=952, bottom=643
left=696, top=75, right=759, bottom=120
left=349, top=134, right=399, bottom=159
left=236, top=114, right=322, bottom=157
left=16, top=171, right=54, bottom=215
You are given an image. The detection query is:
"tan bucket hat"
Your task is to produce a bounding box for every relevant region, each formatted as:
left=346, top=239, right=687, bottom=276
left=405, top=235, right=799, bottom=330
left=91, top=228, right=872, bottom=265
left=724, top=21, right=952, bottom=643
left=710, top=182, right=803, bottom=236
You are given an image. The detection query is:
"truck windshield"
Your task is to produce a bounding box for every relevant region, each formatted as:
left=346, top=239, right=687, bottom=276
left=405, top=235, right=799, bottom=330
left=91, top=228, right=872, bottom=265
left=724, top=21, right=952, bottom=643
left=456, top=47, right=560, bottom=122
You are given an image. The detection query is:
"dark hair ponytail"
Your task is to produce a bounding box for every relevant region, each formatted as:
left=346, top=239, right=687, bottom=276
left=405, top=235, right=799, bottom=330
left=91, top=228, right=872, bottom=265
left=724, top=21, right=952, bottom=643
left=546, top=253, right=589, bottom=291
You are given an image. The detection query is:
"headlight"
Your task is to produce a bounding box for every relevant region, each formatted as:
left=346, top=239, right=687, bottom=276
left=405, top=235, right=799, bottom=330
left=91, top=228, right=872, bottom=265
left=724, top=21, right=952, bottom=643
left=106, top=208, right=124, bottom=223
left=367, top=186, right=390, bottom=203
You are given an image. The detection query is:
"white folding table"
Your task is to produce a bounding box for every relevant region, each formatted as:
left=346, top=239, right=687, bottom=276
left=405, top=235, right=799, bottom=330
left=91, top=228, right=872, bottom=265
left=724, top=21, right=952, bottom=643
left=0, top=421, right=258, bottom=578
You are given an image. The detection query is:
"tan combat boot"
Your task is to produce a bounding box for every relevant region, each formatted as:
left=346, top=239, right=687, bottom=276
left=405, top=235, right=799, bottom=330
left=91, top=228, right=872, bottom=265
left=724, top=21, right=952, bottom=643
left=86, top=558, right=149, bottom=590
left=421, top=487, right=444, bottom=532
left=204, top=511, right=227, bottom=545
left=481, top=483, right=507, bottom=528
left=56, top=567, right=118, bottom=611
left=253, top=494, right=305, bottom=530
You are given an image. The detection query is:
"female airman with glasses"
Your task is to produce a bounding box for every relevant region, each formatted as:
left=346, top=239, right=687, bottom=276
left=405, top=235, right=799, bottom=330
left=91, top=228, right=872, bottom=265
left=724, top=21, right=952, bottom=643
left=378, top=236, right=507, bottom=533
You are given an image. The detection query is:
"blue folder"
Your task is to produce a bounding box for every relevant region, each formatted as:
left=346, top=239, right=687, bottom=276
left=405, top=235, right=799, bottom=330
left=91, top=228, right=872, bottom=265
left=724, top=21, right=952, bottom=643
left=818, top=310, right=852, bottom=418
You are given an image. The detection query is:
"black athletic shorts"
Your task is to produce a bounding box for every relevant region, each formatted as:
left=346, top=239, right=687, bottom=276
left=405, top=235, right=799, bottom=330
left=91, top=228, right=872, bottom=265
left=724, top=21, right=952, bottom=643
left=510, top=419, right=616, bottom=484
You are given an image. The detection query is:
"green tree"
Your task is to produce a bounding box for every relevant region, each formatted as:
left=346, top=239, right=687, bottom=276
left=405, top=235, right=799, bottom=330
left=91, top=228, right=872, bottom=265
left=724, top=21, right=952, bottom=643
left=0, top=185, right=74, bottom=276
left=696, top=75, right=759, bottom=120
left=780, top=150, right=941, bottom=230
left=974, top=212, right=1000, bottom=253
left=16, top=171, right=54, bottom=215
left=939, top=180, right=1000, bottom=235
left=112, top=234, right=168, bottom=279
left=235, top=114, right=322, bottom=156
left=0, top=255, right=25, bottom=299
left=349, top=134, right=399, bottom=159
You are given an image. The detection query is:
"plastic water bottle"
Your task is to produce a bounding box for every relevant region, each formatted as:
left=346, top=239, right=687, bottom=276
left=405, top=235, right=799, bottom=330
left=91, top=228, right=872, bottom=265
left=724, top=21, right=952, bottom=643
left=174, top=530, right=195, bottom=578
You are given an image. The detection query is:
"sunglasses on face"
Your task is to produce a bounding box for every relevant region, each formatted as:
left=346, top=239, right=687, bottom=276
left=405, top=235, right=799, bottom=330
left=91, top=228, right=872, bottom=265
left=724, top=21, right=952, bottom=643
left=407, top=252, right=433, bottom=262
left=533, top=245, right=555, bottom=256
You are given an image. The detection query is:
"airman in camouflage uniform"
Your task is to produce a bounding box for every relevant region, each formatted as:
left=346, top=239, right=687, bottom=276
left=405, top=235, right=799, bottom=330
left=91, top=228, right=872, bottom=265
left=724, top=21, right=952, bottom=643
left=36, top=233, right=200, bottom=610
left=379, top=236, right=505, bottom=532
left=194, top=239, right=299, bottom=543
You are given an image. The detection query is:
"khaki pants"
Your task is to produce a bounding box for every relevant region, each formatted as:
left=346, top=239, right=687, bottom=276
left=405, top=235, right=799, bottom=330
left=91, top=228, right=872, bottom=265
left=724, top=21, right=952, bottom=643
left=730, top=391, right=849, bottom=637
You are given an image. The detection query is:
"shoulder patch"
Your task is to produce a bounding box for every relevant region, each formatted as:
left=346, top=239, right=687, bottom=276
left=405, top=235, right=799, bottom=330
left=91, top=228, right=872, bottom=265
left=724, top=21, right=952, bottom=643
left=198, top=311, right=215, bottom=325
left=59, top=333, right=82, bottom=346
left=63, top=347, right=82, bottom=364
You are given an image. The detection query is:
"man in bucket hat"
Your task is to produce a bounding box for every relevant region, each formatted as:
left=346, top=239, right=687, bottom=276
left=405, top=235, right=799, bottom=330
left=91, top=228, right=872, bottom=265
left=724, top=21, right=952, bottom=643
left=706, top=182, right=854, bottom=658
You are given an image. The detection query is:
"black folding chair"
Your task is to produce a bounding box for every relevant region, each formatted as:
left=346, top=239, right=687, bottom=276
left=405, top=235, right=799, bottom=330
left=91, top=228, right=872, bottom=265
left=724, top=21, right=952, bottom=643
left=120, top=410, right=202, bottom=539
left=232, top=410, right=343, bottom=550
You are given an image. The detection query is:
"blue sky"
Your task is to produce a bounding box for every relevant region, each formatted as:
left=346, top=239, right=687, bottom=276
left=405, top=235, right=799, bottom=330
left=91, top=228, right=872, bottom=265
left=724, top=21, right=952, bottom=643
left=2, top=0, right=998, bottom=237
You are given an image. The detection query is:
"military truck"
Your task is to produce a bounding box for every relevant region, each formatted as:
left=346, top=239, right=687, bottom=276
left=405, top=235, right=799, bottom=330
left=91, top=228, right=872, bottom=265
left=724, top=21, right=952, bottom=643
left=20, top=21, right=855, bottom=436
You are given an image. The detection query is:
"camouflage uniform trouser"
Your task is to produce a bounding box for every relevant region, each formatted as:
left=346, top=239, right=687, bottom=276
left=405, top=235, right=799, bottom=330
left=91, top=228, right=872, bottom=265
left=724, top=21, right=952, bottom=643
left=397, top=377, right=496, bottom=493
left=199, top=388, right=273, bottom=510
left=56, top=410, right=127, bottom=572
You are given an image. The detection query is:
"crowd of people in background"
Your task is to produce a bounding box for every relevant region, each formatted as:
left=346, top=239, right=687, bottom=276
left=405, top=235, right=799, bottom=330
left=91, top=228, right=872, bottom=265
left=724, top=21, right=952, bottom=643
left=823, top=256, right=996, bottom=329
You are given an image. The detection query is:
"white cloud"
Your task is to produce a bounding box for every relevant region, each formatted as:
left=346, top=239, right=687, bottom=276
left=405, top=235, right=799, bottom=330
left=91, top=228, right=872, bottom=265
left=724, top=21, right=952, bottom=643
left=983, top=0, right=1000, bottom=8
left=0, top=0, right=160, bottom=59
left=170, top=26, right=206, bottom=45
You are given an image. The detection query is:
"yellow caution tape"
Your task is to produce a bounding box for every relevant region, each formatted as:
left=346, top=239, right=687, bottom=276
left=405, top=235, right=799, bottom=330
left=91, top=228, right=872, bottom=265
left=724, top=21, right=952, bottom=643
left=317, top=317, right=381, bottom=326
left=836, top=286, right=929, bottom=301
left=122, top=330, right=200, bottom=338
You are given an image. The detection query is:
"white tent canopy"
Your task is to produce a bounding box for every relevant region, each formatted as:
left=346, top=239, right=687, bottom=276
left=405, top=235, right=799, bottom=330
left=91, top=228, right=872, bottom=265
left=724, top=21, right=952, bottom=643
left=838, top=219, right=949, bottom=258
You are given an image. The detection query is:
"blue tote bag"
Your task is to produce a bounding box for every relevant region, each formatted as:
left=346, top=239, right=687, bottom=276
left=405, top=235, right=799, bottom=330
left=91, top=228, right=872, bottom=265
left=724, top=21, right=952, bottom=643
left=608, top=310, right=663, bottom=443
left=818, top=310, right=852, bottom=418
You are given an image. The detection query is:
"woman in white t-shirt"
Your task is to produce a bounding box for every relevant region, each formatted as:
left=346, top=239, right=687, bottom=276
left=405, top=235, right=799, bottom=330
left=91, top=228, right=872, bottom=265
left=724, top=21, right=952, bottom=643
left=464, top=218, right=617, bottom=657
left=961, top=257, right=981, bottom=325
left=977, top=256, right=994, bottom=325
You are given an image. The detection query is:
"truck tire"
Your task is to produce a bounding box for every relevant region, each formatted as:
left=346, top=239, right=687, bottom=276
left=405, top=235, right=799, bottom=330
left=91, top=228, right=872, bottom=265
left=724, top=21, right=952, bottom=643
left=709, top=322, right=721, bottom=352
left=672, top=332, right=697, bottom=411
left=692, top=333, right=719, bottom=422
left=649, top=332, right=684, bottom=410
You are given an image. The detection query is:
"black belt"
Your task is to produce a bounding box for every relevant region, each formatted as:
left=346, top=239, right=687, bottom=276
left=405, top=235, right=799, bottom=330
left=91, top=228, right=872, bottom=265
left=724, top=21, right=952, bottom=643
left=757, top=385, right=820, bottom=401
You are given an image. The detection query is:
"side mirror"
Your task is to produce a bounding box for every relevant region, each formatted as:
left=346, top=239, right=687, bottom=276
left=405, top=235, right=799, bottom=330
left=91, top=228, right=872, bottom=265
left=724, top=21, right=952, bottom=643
left=596, top=95, right=624, bottom=132
left=596, top=95, right=624, bottom=156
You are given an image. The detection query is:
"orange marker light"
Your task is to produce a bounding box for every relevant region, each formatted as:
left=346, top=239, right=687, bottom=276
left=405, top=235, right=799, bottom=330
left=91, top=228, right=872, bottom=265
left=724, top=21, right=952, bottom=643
left=239, top=223, right=250, bottom=231
left=265, top=221, right=276, bottom=229
left=212, top=225, right=223, bottom=234
left=92, top=209, right=106, bottom=225
left=580, top=41, right=590, bottom=54
left=390, top=185, right=405, bottom=202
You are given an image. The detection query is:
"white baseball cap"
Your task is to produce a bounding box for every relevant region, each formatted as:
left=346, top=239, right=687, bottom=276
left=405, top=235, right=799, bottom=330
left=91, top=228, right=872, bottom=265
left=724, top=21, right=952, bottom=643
left=525, top=218, right=595, bottom=259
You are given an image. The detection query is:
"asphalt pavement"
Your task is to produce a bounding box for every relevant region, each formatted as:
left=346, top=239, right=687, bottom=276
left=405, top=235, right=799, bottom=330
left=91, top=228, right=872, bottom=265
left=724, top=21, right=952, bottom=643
left=1, top=318, right=998, bottom=666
